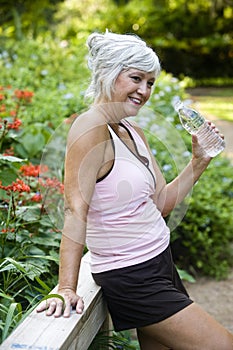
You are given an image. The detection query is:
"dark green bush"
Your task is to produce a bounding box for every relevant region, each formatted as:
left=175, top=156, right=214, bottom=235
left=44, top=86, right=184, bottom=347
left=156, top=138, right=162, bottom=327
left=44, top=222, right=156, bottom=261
left=170, top=157, right=233, bottom=279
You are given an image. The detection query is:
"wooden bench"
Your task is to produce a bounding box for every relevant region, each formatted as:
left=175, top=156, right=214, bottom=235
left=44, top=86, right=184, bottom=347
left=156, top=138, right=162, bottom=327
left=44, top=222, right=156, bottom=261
left=0, top=252, right=110, bottom=350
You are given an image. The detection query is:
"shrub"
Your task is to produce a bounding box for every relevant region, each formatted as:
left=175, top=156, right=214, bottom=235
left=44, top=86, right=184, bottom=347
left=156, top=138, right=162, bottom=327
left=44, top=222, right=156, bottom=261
left=171, top=157, right=233, bottom=279
left=0, top=37, right=88, bottom=126
left=0, top=85, right=63, bottom=341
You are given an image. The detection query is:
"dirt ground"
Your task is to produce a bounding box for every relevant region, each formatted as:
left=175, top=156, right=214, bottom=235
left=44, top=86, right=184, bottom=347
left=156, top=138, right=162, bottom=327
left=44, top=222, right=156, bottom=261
left=184, top=89, right=233, bottom=334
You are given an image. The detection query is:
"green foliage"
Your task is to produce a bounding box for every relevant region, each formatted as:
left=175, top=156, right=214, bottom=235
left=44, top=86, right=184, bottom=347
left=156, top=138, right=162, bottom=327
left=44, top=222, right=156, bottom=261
left=1, top=0, right=232, bottom=84
left=0, top=299, right=22, bottom=343
left=88, top=330, right=139, bottom=350
left=0, top=86, right=63, bottom=341
left=171, top=157, right=233, bottom=279
left=0, top=38, right=88, bottom=125
left=0, top=0, right=65, bottom=40
left=117, top=0, right=233, bottom=81
left=67, top=0, right=232, bottom=83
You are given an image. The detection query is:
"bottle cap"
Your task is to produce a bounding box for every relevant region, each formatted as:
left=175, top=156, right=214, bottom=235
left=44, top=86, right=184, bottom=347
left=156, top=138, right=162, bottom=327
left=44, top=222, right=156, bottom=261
left=172, top=96, right=183, bottom=112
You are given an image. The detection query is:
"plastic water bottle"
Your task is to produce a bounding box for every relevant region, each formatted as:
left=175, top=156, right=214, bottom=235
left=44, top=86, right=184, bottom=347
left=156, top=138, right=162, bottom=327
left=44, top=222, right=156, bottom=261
left=173, top=99, right=225, bottom=157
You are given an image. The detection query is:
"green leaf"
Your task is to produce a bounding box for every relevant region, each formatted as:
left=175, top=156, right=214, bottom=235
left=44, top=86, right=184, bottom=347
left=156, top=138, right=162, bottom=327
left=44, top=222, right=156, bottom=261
left=34, top=276, right=51, bottom=293
left=0, top=154, right=26, bottom=163
left=0, top=168, right=17, bottom=186
left=0, top=292, right=14, bottom=301
left=2, top=302, right=22, bottom=342
left=177, top=267, right=196, bottom=283
left=20, top=255, right=59, bottom=263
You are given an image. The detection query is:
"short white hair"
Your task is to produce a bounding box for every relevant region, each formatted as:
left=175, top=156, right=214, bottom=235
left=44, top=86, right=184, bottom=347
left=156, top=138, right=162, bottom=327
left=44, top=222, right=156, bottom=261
left=85, top=31, right=161, bottom=102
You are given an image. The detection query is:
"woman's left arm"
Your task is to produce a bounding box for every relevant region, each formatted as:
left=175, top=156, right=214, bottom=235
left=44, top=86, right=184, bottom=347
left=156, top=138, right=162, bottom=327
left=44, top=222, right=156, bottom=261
left=134, top=122, right=213, bottom=217
left=152, top=134, right=212, bottom=217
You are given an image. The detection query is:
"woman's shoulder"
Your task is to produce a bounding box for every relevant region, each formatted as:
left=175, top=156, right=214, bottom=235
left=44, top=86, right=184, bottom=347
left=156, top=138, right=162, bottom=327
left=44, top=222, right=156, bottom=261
left=67, top=109, right=109, bottom=147
left=125, top=118, right=146, bottom=141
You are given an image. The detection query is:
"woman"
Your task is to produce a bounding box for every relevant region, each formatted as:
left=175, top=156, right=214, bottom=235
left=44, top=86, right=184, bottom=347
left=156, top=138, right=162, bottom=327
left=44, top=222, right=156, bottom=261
left=37, top=31, right=233, bottom=349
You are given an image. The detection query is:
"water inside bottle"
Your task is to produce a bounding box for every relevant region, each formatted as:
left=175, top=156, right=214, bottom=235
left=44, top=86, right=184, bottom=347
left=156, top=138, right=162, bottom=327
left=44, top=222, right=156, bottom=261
left=179, top=108, right=204, bottom=133
left=195, top=122, right=226, bottom=157
left=173, top=99, right=225, bottom=157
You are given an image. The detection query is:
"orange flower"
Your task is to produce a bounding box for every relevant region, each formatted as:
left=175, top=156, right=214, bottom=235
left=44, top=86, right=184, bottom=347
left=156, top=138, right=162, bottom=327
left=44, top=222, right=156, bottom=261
left=14, top=89, right=34, bottom=102
left=20, top=163, right=48, bottom=177
left=7, top=119, right=22, bottom=130
left=12, top=179, right=30, bottom=193
left=1, top=228, right=15, bottom=233
left=39, top=177, right=64, bottom=194
left=0, top=179, right=30, bottom=193
left=31, top=192, right=42, bottom=202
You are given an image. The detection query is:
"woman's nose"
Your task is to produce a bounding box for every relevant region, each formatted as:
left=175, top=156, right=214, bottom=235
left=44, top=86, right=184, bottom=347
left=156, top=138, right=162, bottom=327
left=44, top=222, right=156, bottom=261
left=137, top=82, right=148, bottom=95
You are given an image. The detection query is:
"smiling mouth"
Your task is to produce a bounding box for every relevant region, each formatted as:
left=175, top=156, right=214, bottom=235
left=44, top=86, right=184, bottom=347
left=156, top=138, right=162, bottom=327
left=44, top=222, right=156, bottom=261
left=128, top=97, right=142, bottom=105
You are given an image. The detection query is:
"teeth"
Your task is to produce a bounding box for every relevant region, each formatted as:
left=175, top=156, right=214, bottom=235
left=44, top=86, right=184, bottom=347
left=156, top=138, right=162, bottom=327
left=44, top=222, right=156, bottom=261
left=129, top=97, right=141, bottom=105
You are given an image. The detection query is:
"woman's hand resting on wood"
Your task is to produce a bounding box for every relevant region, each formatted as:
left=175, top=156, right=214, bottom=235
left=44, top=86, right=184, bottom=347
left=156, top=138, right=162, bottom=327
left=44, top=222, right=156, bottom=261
left=36, top=288, right=84, bottom=318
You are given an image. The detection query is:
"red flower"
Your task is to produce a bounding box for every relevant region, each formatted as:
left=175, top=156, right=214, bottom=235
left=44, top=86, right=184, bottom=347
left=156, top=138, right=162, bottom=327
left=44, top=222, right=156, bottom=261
left=12, top=179, right=30, bottom=193
left=0, top=179, right=30, bottom=193
left=1, top=228, right=15, bottom=233
left=31, top=192, right=42, bottom=202
left=7, top=119, right=22, bottom=130
left=0, top=94, right=5, bottom=100
left=20, top=163, right=48, bottom=177
left=39, top=177, right=64, bottom=194
left=14, top=89, right=34, bottom=102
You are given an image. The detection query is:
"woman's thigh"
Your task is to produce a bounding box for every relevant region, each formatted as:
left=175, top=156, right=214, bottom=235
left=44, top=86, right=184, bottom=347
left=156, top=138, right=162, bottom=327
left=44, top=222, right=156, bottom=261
left=137, top=328, right=171, bottom=350
left=138, top=303, right=233, bottom=350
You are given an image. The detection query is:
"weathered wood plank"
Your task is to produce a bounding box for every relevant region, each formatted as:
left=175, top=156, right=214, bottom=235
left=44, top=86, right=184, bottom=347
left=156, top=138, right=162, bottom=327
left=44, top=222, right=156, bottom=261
left=0, top=252, right=109, bottom=350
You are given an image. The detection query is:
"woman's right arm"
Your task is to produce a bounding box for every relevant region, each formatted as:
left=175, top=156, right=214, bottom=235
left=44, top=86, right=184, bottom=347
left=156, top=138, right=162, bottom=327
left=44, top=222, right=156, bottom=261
left=36, top=113, right=108, bottom=317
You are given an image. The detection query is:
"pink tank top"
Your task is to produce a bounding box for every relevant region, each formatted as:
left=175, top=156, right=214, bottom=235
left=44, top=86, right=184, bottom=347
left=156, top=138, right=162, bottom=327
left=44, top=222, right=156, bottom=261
left=86, top=119, right=170, bottom=273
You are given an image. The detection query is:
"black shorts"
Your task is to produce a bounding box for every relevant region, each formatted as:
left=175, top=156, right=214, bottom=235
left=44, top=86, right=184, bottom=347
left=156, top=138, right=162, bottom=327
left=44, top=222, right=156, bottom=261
left=92, top=245, right=193, bottom=331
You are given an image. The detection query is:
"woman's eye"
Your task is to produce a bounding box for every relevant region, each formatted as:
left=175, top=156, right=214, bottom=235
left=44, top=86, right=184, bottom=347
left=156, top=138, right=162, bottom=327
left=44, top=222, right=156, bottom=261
left=147, top=81, right=154, bottom=88
left=131, top=76, right=141, bottom=82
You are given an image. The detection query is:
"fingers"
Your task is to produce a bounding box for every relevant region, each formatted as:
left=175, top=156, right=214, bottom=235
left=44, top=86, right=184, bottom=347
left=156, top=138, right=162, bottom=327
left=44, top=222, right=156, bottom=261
left=36, top=300, right=48, bottom=313
left=36, top=298, right=64, bottom=317
left=48, top=300, right=65, bottom=318
left=76, top=297, right=84, bottom=314
left=36, top=295, right=84, bottom=318
left=191, top=134, right=211, bottom=161
left=206, top=121, right=224, bottom=138
left=191, top=134, right=198, bottom=143
left=45, top=301, right=57, bottom=316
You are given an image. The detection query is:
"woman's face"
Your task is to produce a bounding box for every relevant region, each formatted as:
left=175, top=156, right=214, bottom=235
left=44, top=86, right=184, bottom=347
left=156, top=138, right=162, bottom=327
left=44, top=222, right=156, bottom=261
left=111, top=68, right=155, bottom=115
